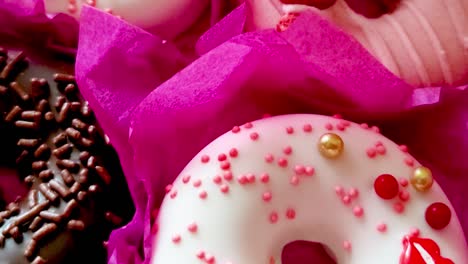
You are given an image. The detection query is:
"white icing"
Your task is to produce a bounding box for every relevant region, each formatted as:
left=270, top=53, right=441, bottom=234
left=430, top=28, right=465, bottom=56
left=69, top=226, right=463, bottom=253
left=151, top=114, right=468, bottom=264
left=44, top=0, right=210, bottom=39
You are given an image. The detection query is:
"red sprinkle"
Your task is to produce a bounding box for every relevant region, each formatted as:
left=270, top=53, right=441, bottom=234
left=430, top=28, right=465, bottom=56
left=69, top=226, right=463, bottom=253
left=220, top=184, right=229, bottom=193
left=335, top=186, right=344, bottom=196
left=342, top=195, right=351, bottom=205
left=425, top=202, right=451, bottom=230
left=399, top=145, right=409, bottom=153
left=305, top=166, right=315, bottom=176
left=278, top=158, right=288, bottom=167
left=265, top=154, right=274, bottom=163
left=286, top=126, right=294, bottom=134
left=188, top=223, right=198, bottom=233
left=393, top=202, right=405, bottom=214
left=217, top=153, right=227, bottom=161
left=303, top=124, right=312, bottom=132
left=250, top=132, right=259, bottom=140
left=244, top=122, right=253, bottom=129
left=404, top=157, right=415, bottom=167
left=196, top=251, right=205, bottom=259
left=366, top=148, right=377, bottom=158
left=399, top=190, right=410, bottom=202
left=224, top=171, right=233, bottom=181
left=229, top=148, right=238, bottom=157
left=360, top=123, right=369, bottom=129
left=283, top=146, right=292, bottom=155
left=199, top=191, right=208, bottom=199
left=294, top=165, right=305, bottom=175
left=213, top=176, right=222, bottom=184
left=286, top=208, right=296, bottom=219
left=269, top=212, right=279, bottom=223
left=201, top=155, right=210, bottom=163
left=232, top=126, right=240, bottom=133
left=165, top=184, right=173, bottom=193
left=263, top=192, right=272, bottom=202
left=260, top=173, right=270, bottom=183
left=376, top=145, right=386, bottom=155
left=399, top=178, right=409, bottom=187
left=349, top=188, right=359, bottom=198
left=353, top=206, right=364, bottom=217
left=170, top=191, right=177, bottom=199
left=343, top=240, right=352, bottom=251
left=377, top=223, right=387, bottom=233
left=290, top=176, right=299, bottom=186
left=325, top=123, right=333, bottom=130
left=374, top=174, right=399, bottom=200
left=220, top=161, right=231, bottom=170
left=182, top=175, right=191, bottom=184
left=193, top=179, right=202, bottom=188
left=172, top=234, right=181, bottom=243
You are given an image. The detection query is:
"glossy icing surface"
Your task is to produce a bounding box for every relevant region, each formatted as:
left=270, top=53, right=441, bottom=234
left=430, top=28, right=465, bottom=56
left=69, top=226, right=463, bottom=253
left=44, top=0, right=210, bottom=39
left=151, top=114, right=468, bottom=264
left=247, top=0, right=468, bottom=87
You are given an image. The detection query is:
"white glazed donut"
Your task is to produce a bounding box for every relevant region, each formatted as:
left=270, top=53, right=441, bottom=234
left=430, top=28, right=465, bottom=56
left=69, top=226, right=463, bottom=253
left=44, top=0, right=210, bottom=39
left=151, top=114, right=468, bottom=264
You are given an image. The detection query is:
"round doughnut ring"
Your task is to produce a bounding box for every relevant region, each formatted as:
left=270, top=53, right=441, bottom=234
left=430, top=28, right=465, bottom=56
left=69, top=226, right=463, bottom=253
left=151, top=114, right=468, bottom=264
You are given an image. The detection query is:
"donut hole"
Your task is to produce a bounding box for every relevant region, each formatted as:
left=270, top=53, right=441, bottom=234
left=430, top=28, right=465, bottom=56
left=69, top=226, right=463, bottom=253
left=282, top=240, right=337, bottom=264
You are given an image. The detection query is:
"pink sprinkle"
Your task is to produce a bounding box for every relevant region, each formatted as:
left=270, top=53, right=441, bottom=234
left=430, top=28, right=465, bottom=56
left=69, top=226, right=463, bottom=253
left=205, top=254, right=215, bottom=263
left=188, top=223, right=198, bottom=233
left=67, top=3, right=77, bottom=13
left=404, top=157, right=414, bottom=167
left=218, top=154, right=227, bottom=161
left=229, top=148, right=238, bottom=157
left=165, top=184, right=172, bottom=193
left=269, top=212, right=279, bottom=223
left=220, top=184, right=229, bottom=193
left=278, top=158, right=288, bottom=167
left=201, top=155, right=210, bottom=163
left=399, top=145, right=409, bottom=153
left=224, top=171, right=233, bottom=181
left=303, top=124, right=312, bottom=132
left=409, top=228, right=420, bottom=237
left=294, top=165, right=305, bottom=175
left=325, top=123, right=333, bottom=130
left=343, top=240, right=352, bottom=251
left=196, top=251, right=205, bottom=259
left=348, top=188, right=359, bottom=198
left=305, top=166, right=315, bottom=176
left=286, top=126, right=294, bottom=134
left=244, top=122, right=253, bottom=129
left=377, top=223, right=387, bottom=233
left=182, top=175, right=191, bottom=184
left=237, top=175, right=248, bottom=185
left=399, top=178, right=409, bottom=187
left=220, top=161, right=231, bottom=170
left=172, top=234, right=181, bottom=243
left=360, top=123, right=369, bottom=129
left=283, top=146, right=292, bottom=155
left=193, top=179, right=202, bottom=188
left=260, top=173, right=270, bottom=183
left=353, top=206, right=364, bottom=217
left=393, top=202, right=405, bottom=214
left=290, top=176, right=299, bottom=186
left=371, top=126, right=380, bottom=133
left=342, top=195, right=351, bottom=205
left=376, top=145, right=386, bottom=155
left=213, top=176, right=222, bottom=184
left=265, top=154, right=274, bottom=163
left=247, top=173, right=256, bottom=183
left=263, top=192, right=272, bottom=202
left=286, top=208, right=296, bottom=219
left=199, top=191, right=207, bottom=199
left=232, top=126, right=240, bottom=133
left=366, top=148, right=377, bottom=158
left=336, top=123, right=345, bottom=131
left=399, top=190, right=410, bottom=202
left=250, top=132, right=259, bottom=140
left=170, top=191, right=177, bottom=199
left=335, top=186, right=344, bottom=196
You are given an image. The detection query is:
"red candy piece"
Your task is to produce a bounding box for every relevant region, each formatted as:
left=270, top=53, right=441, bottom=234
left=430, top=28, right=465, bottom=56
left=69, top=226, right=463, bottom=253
left=400, top=236, right=454, bottom=264
left=425, top=202, right=452, bottom=230
left=374, top=174, right=399, bottom=200
left=280, top=0, right=336, bottom=9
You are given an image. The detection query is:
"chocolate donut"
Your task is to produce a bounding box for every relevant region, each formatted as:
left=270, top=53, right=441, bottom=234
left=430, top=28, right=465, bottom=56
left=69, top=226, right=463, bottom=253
left=0, top=48, right=134, bottom=264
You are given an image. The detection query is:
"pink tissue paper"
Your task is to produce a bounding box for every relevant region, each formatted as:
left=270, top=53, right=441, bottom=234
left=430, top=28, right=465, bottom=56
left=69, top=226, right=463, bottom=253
left=1, top=1, right=468, bottom=264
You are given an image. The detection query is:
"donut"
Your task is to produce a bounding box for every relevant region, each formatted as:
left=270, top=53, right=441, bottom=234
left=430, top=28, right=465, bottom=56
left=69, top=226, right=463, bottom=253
left=44, top=0, right=210, bottom=39
left=247, top=0, right=468, bottom=87
left=0, top=47, right=134, bottom=263
left=151, top=114, right=468, bottom=263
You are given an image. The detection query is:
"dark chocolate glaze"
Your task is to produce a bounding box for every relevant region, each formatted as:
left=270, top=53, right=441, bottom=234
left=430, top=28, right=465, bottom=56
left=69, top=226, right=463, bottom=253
left=0, top=48, right=134, bottom=264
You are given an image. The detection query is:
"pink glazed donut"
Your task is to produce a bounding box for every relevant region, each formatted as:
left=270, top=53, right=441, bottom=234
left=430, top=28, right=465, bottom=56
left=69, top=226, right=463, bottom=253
left=151, top=114, right=468, bottom=264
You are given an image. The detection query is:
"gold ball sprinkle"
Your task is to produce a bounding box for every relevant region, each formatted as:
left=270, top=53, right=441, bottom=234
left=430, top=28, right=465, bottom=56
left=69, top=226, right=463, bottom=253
left=318, top=133, right=344, bottom=159
left=410, top=166, right=433, bottom=192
